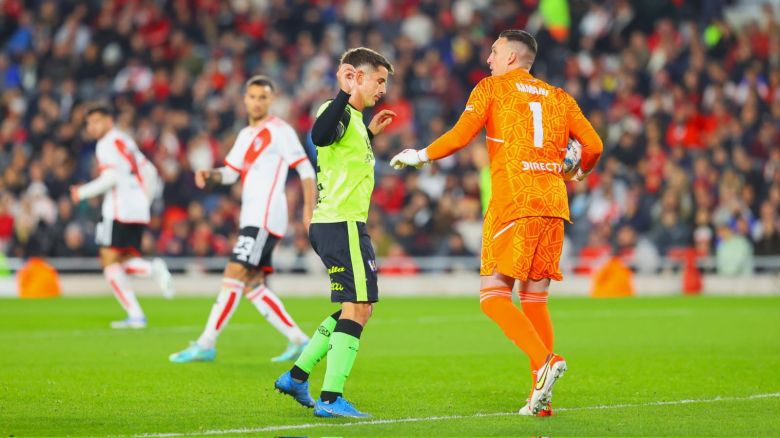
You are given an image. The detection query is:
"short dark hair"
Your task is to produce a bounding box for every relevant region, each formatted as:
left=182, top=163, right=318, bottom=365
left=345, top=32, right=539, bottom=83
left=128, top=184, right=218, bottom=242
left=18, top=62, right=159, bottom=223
left=245, top=75, right=276, bottom=91
left=499, top=29, right=538, bottom=59
left=85, top=102, right=112, bottom=117
left=340, top=47, right=394, bottom=74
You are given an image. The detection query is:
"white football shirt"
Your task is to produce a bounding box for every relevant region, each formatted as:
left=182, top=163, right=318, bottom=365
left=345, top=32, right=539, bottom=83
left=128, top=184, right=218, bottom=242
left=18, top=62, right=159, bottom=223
left=95, top=128, right=152, bottom=223
left=224, top=116, right=309, bottom=236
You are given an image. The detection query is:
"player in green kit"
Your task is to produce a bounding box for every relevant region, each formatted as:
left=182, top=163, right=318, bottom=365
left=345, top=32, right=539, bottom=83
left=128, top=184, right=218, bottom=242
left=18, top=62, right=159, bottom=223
left=274, top=47, right=396, bottom=418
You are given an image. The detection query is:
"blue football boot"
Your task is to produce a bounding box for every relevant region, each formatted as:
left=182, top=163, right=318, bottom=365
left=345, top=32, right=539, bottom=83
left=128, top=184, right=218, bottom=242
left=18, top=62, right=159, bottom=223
left=313, top=396, right=370, bottom=418
left=169, top=342, right=216, bottom=363
left=274, top=371, right=315, bottom=408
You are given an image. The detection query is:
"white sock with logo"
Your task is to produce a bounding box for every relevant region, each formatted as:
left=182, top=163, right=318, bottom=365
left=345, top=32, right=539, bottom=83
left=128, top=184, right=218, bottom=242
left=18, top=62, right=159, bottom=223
left=246, top=285, right=308, bottom=344
left=122, top=257, right=152, bottom=278
left=196, top=278, right=244, bottom=349
left=104, top=263, right=145, bottom=319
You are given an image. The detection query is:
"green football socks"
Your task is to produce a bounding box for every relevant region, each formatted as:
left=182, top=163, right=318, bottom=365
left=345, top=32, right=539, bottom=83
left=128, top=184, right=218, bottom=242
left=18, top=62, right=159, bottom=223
left=290, top=310, right=340, bottom=380
left=321, top=319, right=363, bottom=402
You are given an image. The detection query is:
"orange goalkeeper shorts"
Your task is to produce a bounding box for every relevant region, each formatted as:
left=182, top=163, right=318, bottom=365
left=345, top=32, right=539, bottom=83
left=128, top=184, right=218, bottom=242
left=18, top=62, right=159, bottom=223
left=480, top=214, right=564, bottom=281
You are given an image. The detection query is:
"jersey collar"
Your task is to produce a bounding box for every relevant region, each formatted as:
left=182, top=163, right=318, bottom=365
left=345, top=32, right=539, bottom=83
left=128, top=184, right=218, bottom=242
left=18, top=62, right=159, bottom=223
left=249, top=115, right=276, bottom=131
left=507, top=68, right=534, bottom=80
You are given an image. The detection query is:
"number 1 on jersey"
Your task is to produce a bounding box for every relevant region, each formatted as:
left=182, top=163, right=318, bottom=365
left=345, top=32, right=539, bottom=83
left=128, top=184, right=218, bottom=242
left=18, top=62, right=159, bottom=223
left=529, top=102, right=543, bottom=148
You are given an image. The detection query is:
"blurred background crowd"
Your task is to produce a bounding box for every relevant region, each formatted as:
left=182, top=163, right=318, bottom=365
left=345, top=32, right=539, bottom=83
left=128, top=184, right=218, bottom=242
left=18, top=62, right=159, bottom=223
left=1, top=0, right=779, bottom=275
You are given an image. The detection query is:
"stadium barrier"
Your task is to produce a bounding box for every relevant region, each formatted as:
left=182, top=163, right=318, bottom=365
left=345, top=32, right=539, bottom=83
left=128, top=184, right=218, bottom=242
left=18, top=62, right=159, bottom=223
left=0, top=256, right=778, bottom=297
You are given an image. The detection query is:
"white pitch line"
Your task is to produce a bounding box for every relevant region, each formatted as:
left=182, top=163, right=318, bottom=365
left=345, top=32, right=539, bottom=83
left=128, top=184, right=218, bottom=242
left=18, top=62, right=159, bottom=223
left=556, top=391, right=780, bottom=412
left=133, top=392, right=780, bottom=437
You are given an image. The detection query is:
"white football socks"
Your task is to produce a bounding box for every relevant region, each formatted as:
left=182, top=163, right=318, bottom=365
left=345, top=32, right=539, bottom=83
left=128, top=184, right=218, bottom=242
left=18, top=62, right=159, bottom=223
left=196, top=278, right=244, bottom=349
left=104, top=263, right=145, bottom=319
left=246, top=284, right=308, bottom=344
left=122, top=257, right=152, bottom=278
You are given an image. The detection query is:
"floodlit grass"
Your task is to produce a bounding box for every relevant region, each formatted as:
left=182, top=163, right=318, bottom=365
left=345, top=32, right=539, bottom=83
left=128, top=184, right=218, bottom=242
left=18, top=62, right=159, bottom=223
left=1, top=295, right=779, bottom=436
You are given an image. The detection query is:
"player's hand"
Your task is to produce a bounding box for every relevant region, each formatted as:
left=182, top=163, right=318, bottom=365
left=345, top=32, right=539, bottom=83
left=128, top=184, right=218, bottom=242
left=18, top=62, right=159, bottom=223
left=337, top=63, right=357, bottom=94
left=570, top=167, right=590, bottom=182
left=195, top=170, right=210, bottom=189
left=69, top=185, right=81, bottom=203
left=390, top=149, right=428, bottom=170
left=368, top=110, right=396, bottom=136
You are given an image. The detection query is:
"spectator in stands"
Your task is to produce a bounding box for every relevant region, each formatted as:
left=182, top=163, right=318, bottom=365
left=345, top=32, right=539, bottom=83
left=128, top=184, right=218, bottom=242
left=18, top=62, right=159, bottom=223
left=0, top=193, right=15, bottom=253
left=650, top=210, right=692, bottom=257
left=615, top=224, right=660, bottom=274
left=379, top=243, right=420, bottom=276
left=438, top=232, right=474, bottom=258
left=287, top=230, right=315, bottom=274
left=715, top=217, right=754, bottom=276
left=453, top=198, right=482, bottom=256
left=1, top=0, right=779, bottom=275
left=752, top=201, right=780, bottom=256
left=372, top=174, right=406, bottom=217
left=52, top=223, right=89, bottom=257
left=367, top=220, right=394, bottom=259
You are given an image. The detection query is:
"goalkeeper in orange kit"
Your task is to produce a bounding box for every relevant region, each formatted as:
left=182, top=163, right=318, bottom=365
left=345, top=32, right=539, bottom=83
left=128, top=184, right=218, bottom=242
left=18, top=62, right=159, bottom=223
left=391, top=30, right=603, bottom=416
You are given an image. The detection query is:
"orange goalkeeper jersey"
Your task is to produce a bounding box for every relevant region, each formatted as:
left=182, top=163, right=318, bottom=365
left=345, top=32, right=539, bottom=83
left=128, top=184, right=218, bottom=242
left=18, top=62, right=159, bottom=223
left=427, top=69, right=603, bottom=223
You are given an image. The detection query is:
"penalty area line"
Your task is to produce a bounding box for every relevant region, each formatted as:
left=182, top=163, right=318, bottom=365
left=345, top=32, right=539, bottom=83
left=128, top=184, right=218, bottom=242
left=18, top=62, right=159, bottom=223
left=134, top=392, right=780, bottom=437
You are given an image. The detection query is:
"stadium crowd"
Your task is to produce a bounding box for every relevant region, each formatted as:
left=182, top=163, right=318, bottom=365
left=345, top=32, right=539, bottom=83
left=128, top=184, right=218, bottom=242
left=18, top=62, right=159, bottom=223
left=1, top=0, right=780, bottom=275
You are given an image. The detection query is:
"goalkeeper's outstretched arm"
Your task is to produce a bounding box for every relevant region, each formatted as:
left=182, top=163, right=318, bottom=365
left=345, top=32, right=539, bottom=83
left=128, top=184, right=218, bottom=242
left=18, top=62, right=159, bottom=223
left=390, top=107, right=486, bottom=169
left=391, top=78, right=491, bottom=169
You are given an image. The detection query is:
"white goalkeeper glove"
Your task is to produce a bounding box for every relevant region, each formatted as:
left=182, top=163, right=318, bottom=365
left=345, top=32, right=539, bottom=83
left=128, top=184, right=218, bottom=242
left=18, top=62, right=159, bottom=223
left=390, top=148, right=429, bottom=170
left=570, top=167, right=590, bottom=182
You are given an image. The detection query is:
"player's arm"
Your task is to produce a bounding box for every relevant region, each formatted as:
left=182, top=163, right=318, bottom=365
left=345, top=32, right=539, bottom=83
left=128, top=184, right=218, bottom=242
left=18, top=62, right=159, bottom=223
left=70, top=168, right=118, bottom=202
left=311, top=92, right=351, bottom=146
left=296, top=161, right=316, bottom=231
left=70, top=140, right=120, bottom=202
left=391, top=79, right=491, bottom=169
left=285, top=125, right=317, bottom=230
left=311, top=64, right=359, bottom=147
left=198, top=133, right=245, bottom=189
left=195, top=166, right=239, bottom=189
left=565, top=93, right=603, bottom=178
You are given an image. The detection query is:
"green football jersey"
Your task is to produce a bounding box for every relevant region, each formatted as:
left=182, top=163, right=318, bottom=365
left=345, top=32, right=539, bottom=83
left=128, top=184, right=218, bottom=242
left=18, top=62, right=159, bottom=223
left=311, top=101, right=375, bottom=223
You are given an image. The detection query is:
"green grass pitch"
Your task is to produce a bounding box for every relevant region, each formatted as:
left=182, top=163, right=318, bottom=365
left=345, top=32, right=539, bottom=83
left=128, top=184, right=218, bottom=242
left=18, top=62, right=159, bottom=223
left=1, top=294, right=779, bottom=436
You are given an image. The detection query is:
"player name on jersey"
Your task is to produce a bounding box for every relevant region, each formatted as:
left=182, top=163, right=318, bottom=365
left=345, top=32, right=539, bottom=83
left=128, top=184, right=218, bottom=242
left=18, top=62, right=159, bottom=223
left=515, top=82, right=549, bottom=96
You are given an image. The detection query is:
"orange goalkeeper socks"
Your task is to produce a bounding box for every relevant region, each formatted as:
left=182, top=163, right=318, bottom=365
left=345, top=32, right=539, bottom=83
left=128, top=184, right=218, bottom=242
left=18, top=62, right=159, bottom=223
left=520, top=291, right=554, bottom=351
left=520, top=291, right=554, bottom=385
left=480, top=286, right=550, bottom=369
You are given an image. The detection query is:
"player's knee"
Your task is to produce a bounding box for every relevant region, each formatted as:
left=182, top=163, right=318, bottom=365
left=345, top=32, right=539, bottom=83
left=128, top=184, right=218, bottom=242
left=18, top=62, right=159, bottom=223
left=361, top=303, right=374, bottom=325
left=479, top=292, right=514, bottom=319
left=479, top=295, right=499, bottom=316
left=242, top=274, right=265, bottom=296
left=356, top=304, right=372, bottom=325
left=224, top=262, right=249, bottom=283
left=524, top=277, right=551, bottom=293
left=99, top=248, right=121, bottom=267
left=342, top=302, right=372, bottom=325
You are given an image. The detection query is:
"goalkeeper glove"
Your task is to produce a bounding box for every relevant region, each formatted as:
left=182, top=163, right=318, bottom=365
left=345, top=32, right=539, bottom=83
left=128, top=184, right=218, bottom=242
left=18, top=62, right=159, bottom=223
left=390, top=148, right=429, bottom=170
left=569, top=167, right=590, bottom=182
